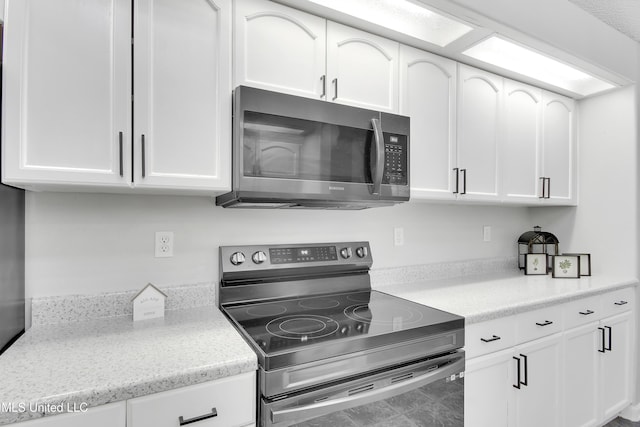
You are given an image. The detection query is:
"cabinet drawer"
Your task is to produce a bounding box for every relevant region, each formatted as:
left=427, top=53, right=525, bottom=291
left=465, top=317, right=516, bottom=359
left=516, top=305, right=563, bottom=343
left=127, top=372, right=256, bottom=427
left=599, top=287, right=635, bottom=318
left=564, top=295, right=603, bottom=329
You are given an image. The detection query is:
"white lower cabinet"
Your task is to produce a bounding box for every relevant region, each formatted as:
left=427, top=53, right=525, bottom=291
left=12, top=402, right=126, bottom=426
left=465, top=288, right=635, bottom=427
left=127, top=371, right=256, bottom=427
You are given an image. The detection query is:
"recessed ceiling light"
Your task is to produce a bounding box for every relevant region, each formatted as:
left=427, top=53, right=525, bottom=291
left=462, top=35, right=616, bottom=96
left=308, top=0, right=473, bottom=47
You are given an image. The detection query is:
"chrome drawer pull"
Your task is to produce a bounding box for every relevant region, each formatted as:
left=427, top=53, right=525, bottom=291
left=178, top=408, right=217, bottom=426
left=614, top=301, right=628, bottom=306
left=535, top=320, right=553, bottom=326
left=579, top=310, right=594, bottom=315
left=481, top=335, right=501, bottom=343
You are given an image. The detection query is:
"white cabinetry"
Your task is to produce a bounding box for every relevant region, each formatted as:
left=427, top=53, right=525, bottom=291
left=2, top=0, right=131, bottom=188
left=541, top=92, right=577, bottom=205
left=502, top=81, right=542, bottom=203
left=465, top=288, right=635, bottom=427
left=12, top=402, right=126, bottom=427
left=127, top=371, right=256, bottom=427
left=456, top=65, right=502, bottom=201
left=233, top=0, right=399, bottom=112
left=399, top=45, right=456, bottom=200
left=2, top=0, right=231, bottom=193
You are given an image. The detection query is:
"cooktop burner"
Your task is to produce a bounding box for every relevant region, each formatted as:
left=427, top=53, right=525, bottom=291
left=223, top=290, right=463, bottom=370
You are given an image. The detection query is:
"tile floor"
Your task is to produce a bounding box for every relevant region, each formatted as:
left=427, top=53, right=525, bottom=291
left=604, top=417, right=640, bottom=427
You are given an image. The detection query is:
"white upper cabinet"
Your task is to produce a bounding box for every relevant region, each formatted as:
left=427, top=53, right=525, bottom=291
left=134, top=0, right=231, bottom=192
left=502, top=81, right=543, bottom=203
left=233, top=0, right=326, bottom=99
left=326, top=22, right=399, bottom=112
left=234, top=0, right=399, bottom=113
left=399, top=45, right=456, bottom=200
left=541, top=92, right=577, bottom=205
left=2, top=0, right=132, bottom=188
left=2, top=0, right=231, bottom=193
left=456, top=65, right=502, bottom=200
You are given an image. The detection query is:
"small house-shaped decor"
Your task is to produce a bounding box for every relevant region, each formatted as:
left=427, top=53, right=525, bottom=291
left=517, top=226, right=559, bottom=271
left=132, top=283, right=167, bottom=321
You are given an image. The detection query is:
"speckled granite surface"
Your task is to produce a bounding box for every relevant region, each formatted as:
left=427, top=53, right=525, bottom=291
left=0, top=307, right=256, bottom=425
left=374, top=272, right=639, bottom=324
left=31, top=282, right=215, bottom=326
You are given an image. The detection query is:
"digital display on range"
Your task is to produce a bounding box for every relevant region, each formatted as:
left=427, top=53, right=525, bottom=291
left=270, top=246, right=338, bottom=264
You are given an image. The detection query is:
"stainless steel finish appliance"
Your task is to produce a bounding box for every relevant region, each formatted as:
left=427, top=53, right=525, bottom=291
left=0, top=183, right=25, bottom=355
left=216, top=86, right=410, bottom=209
left=219, top=242, right=464, bottom=426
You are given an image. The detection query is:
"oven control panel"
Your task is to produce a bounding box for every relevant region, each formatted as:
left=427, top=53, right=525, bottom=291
left=221, top=242, right=372, bottom=272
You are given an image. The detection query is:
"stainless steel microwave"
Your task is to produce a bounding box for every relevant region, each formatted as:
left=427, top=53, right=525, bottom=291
left=216, top=86, right=410, bottom=209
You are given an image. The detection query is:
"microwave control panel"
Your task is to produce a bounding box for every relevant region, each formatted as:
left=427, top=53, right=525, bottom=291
left=382, top=134, right=408, bottom=185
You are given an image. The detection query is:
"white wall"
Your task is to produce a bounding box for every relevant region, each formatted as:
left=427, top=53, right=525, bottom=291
left=25, top=192, right=531, bottom=297
left=531, top=85, right=637, bottom=277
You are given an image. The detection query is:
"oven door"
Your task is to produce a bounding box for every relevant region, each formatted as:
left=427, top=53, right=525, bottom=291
left=261, top=350, right=464, bottom=427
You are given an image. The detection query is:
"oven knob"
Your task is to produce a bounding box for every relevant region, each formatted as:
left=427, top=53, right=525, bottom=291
left=356, top=246, right=368, bottom=258
left=230, top=251, right=246, bottom=266
left=340, top=247, right=353, bottom=259
left=252, top=251, right=267, bottom=264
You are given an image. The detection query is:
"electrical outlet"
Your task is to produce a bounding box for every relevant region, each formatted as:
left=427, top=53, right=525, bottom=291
left=483, top=226, right=491, bottom=242
left=394, top=227, right=404, bottom=246
left=155, top=231, right=174, bottom=258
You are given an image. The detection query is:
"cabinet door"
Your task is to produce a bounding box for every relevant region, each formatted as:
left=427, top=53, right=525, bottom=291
left=502, top=80, right=542, bottom=203
left=2, top=0, right=131, bottom=188
left=465, top=349, right=513, bottom=427
left=133, top=0, right=231, bottom=192
left=233, top=0, right=326, bottom=99
left=600, top=311, right=633, bottom=421
left=456, top=65, right=502, bottom=200
left=541, top=91, right=576, bottom=205
left=13, top=402, right=126, bottom=426
left=399, top=45, right=456, bottom=200
left=563, top=323, right=600, bottom=427
left=326, top=21, right=399, bottom=112
left=127, top=372, right=255, bottom=427
left=513, top=333, right=563, bottom=427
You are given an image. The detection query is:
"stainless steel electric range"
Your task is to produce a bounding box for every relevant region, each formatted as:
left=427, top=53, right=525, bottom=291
left=219, top=242, right=465, bottom=427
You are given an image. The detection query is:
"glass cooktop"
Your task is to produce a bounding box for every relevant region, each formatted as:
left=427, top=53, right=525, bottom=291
left=222, top=290, right=464, bottom=370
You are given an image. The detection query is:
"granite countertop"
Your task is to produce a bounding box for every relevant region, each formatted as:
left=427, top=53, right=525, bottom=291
left=0, top=306, right=257, bottom=425
left=375, top=272, right=639, bottom=324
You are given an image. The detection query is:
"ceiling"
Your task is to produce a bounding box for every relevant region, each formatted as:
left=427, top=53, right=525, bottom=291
left=569, top=0, right=640, bottom=43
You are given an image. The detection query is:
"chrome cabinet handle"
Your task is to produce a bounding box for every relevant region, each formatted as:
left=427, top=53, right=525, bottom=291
left=141, top=134, right=146, bottom=178
left=481, top=335, right=501, bottom=343
left=535, top=320, right=553, bottom=327
left=579, top=310, right=595, bottom=315
left=513, top=356, right=521, bottom=389
left=453, top=168, right=459, bottom=194
left=118, top=132, right=124, bottom=177
left=332, top=78, right=338, bottom=100
left=178, top=408, right=217, bottom=425
left=370, top=118, right=384, bottom=196
left=320, top=75, right=326, bottom=99
left=539, top=177, right=546, bottom=198
left=598, top=327, right=606, bottom=353
left=614, top=301, right=628, bottom=306
left=545, top=177, right=551, bottom=199
left=520, top=354, right=528, bottom=386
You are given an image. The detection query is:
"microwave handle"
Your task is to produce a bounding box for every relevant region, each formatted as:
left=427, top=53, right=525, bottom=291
left=370, top=118, right=385, bottom=195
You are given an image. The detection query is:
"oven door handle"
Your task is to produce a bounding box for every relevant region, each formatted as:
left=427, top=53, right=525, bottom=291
left=370, top=117, right=385, bottom=196
left=270, top=355, right=464, bottom=425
